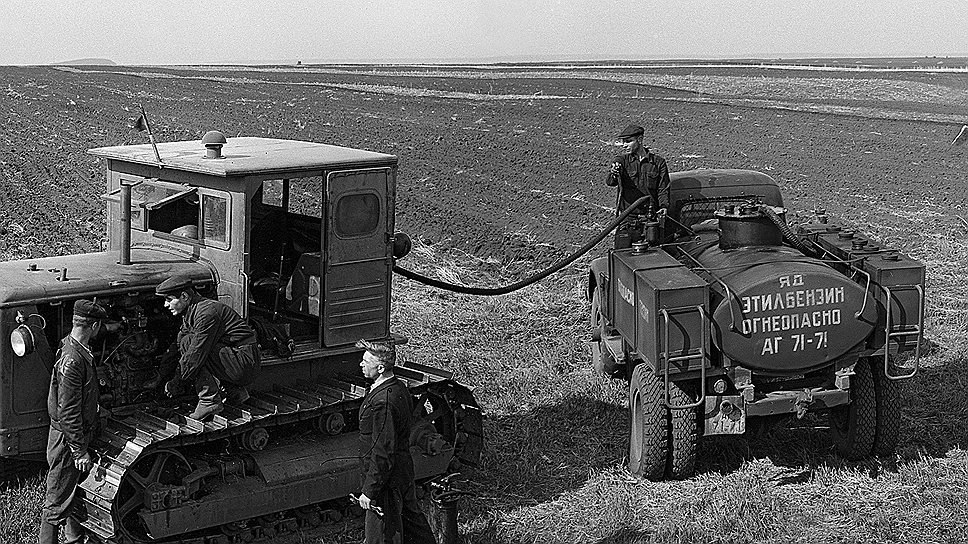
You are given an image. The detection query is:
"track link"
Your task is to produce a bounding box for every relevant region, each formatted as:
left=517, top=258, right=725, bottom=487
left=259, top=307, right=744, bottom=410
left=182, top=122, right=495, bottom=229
left=76, top=362, right=483, bottom=543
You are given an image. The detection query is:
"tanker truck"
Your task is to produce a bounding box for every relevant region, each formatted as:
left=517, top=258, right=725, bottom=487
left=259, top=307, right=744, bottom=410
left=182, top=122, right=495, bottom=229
left=587, top=169, right=924, bottom=479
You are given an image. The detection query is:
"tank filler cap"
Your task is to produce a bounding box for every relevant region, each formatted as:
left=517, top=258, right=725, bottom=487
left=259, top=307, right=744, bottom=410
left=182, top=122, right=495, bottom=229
left=201, top=130, right=227, bottom=159
left=631, top=241, right=651, bottom=254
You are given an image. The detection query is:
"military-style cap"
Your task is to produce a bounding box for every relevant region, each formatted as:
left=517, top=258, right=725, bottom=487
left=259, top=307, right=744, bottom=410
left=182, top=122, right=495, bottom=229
left=155, top=275, right=195, bottom=297
left=617, top=124, right=645, bottom=139
left=73, top=299, right=107, bottom=319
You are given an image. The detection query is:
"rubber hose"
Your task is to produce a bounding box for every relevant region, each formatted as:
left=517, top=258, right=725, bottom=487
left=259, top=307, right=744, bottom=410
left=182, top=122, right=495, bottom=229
left=760, top=205, right=818, bottom=256
left=393, top=195, right=652, bottom=296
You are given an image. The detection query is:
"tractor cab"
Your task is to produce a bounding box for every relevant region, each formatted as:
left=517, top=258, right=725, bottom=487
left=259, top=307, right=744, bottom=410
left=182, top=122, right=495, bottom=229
left=89, top=132, right=399, bottom=349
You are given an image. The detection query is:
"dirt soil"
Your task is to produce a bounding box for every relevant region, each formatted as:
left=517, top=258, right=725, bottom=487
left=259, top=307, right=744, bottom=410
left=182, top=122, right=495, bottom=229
left=2, top=65, right=966, bottom=272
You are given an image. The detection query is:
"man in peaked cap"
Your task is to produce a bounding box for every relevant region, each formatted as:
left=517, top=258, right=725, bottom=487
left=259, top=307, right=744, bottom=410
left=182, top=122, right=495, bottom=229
left=156, top=275, right=261, bottom=421
left=606, top=123, right=671, bottom=248
left=39, top=299, right=107, bottom=544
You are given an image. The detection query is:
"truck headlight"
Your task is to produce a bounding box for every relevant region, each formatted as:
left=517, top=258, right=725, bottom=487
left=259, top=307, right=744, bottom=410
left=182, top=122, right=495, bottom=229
left=11, top=325, right=35, bottom=357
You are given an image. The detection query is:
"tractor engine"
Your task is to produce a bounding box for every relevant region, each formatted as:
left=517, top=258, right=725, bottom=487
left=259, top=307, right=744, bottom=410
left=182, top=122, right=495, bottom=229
left=92, top=293, right=179, bottom=407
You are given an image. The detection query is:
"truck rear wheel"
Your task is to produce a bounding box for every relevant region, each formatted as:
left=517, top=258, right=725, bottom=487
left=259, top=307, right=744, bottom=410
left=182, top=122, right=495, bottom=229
left=589, top=288, right=616, bottom=376
left=667, top=382, right=697, bottom=479
left=628, top=364, right=667, bottom=480
left=871, top=357, right=901, bottom=457
left=830, top=358, right=876, bottom=460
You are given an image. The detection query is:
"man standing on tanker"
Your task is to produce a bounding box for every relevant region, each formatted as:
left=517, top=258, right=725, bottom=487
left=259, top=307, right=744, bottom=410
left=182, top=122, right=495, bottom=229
left=606, top=123, right=671, bottom=248
left=355, top=339, right=435, bottom=544
left=38, top=299, right=107, bottom=544
left=156, top=275, right=261, bottom=421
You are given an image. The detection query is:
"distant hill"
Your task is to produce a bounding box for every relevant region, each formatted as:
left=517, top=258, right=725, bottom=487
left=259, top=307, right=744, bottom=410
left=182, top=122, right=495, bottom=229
left=52, top=58, right=116, bottom=66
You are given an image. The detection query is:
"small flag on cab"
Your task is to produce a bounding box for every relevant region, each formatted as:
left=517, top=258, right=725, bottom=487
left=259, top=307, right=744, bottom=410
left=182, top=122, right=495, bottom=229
left=129, top=105, right=163, bottom=165
left=950, top=124, right=968, bottom=147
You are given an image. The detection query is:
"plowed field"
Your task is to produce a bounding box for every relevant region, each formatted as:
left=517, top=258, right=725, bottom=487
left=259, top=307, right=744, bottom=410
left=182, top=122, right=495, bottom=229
left=2, top=63, right=967, bottom=543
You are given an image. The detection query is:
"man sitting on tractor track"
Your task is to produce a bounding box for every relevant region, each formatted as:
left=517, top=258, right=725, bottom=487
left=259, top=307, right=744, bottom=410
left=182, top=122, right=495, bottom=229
left=156, top=275, right=261, bottom=420
left=39, top=299, right=108, bottom=544
left=606, top=123, right=671, bottom=248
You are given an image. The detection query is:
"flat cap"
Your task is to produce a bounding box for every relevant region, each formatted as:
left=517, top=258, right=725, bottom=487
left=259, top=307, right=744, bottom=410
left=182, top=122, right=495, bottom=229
left=617, top=124, right=645, bottom=139
left=155, top=275, right=195, bottom=296
left=73, top=299, right=107, bottom=319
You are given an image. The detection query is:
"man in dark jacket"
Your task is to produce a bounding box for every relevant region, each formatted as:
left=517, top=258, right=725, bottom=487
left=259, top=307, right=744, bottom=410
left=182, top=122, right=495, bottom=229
left=156, top=275, right=261, bottom=421
left=38, top=299, right=107, bottom=544
left=355, top=339, right=435, bottom=544
left=606, top=123, right=671, bottom=248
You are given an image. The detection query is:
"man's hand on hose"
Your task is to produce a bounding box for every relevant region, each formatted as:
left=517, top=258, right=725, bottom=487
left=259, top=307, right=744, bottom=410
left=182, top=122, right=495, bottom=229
left=657, top=207, right=668, bottom=218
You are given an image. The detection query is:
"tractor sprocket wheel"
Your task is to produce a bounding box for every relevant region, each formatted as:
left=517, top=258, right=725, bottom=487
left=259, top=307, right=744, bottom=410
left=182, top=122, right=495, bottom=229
left=667, top=381, right=697, bottom=479
left=114, top=449, right=193, bottom=543
left=871, top=356, right=901, bottom=457
left=628, top=364, right=667, bottom=480
left=830, top=358, right=876, bottom=460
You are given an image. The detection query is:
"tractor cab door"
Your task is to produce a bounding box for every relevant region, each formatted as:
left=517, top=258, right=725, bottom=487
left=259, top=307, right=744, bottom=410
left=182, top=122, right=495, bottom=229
left=321, top=168, right=392, bottom=346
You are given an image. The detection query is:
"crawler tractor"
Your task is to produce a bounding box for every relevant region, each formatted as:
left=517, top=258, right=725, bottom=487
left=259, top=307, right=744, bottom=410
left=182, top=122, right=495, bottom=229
left=588, top=170, right=924, bottom=479
left=1, top=133, right=482, bottom=542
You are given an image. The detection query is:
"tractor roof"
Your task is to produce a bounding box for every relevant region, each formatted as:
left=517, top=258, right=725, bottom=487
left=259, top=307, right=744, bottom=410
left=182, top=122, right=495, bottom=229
left=88, top=137, right=397, bottom=178
left=0, top=248, right=212, bottom=307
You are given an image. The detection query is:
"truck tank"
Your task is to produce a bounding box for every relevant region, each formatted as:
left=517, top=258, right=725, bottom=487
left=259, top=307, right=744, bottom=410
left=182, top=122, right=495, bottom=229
left=686, top=216, right=879, bottom=374
left=0, top=134, right=484, bottom=543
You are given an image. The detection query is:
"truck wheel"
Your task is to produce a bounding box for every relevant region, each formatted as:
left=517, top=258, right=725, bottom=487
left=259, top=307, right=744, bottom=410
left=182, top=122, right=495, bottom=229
left=590, top=288, right=604, bottom=341
left=830, top=358, right=876, bottom=460
left=590, top=288, right=616, bottom=376
left=871, top=357, right=901, bottom=457
left=667, top=381, right=697, bottom=479
left=628, top=364, right=667, bottom=480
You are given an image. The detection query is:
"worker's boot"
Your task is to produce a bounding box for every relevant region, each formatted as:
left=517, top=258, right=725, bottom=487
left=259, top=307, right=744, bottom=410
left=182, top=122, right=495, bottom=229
left=188, top=402, right=223, bottom=421
left=63, top=518, right=86, bottom=544
left=37, top=520, right=58, bottom=544
left=190, top=368, right=223, bottom=421
left=224, top=384, right=250, bottom=405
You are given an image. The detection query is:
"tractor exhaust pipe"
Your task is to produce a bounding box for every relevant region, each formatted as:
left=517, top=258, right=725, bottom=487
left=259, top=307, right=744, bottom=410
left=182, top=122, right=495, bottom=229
left=119, top=182, right=131, bottom=265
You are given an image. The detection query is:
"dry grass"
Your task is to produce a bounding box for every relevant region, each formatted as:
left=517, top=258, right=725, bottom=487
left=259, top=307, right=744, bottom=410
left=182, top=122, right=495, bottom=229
left=386, top=237, right=968, bottom=544
left=3, top=233, right=965, bottom=544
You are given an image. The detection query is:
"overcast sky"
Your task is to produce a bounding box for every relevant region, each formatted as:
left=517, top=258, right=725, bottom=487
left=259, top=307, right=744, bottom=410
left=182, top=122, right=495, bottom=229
left=4, top=0, right=967, bottom=65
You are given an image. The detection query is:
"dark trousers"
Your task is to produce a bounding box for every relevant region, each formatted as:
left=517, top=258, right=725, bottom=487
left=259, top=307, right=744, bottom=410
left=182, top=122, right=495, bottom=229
left=39, top=428, right=85, bottom=544
left=194, top=365, right=249, bottom=407
left=193, top=344, right=260, bottom=407
left=364, top=482, right=436, bottom=544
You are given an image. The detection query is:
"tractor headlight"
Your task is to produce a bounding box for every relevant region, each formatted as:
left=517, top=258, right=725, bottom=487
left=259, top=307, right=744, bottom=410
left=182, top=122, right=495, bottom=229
left=11, top=325, right=35, bottom=357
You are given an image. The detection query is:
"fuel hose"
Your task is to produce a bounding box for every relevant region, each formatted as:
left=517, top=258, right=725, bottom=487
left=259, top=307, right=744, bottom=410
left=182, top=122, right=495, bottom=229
left=392, top=195, right=652, bottom=296
left=759, top=204, right=819, bottom=257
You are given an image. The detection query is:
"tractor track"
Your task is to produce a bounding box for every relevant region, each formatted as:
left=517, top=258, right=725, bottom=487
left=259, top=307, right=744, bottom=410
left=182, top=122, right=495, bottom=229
left=76, top=362, right=483, bottom=543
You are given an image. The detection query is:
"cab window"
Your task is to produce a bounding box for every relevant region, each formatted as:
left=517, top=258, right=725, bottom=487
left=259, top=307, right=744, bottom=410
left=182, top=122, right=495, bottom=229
left=105, top=180, right=232, bottom=249
left=334, top=192, right=380, bottom=237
